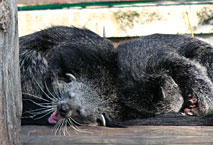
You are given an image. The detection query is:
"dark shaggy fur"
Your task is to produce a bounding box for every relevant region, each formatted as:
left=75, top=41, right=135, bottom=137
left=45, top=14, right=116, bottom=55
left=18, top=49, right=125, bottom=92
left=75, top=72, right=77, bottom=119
left=20, top=26, right=122, bottom=126
left=20, top=26, right=213, bottom=127
left=117, top=34, right=213, bottom=122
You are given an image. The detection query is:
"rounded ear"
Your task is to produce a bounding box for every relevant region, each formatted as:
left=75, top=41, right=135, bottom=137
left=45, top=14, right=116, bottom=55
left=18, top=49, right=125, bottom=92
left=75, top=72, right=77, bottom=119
left=66, top=73, right=76, bottom=82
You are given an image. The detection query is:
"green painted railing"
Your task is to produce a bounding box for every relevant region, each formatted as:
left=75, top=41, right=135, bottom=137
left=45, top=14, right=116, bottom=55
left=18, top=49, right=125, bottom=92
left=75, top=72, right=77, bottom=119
left=18, top=0, right=213, bottom=11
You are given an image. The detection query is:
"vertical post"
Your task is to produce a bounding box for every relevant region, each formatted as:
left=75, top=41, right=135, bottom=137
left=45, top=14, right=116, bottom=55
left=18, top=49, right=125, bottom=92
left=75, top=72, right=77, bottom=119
left=0, top=0, right=22, bottom=145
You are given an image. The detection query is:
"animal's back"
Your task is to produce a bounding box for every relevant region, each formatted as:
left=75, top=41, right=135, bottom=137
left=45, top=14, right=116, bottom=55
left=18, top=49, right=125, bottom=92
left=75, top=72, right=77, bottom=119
left=117, top=34, right=213, bottom=118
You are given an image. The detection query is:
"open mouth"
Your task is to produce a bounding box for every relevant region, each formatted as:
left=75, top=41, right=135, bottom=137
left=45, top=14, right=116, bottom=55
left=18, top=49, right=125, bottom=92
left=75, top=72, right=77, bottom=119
left=48, top=111, right=63, bottom=124
left=48, top=111, right=107, bottom=127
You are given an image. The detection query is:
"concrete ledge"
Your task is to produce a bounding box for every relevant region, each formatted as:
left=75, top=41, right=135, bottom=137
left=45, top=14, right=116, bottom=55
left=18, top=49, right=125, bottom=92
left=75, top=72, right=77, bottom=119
left=18, top=2, right=213, bottom=37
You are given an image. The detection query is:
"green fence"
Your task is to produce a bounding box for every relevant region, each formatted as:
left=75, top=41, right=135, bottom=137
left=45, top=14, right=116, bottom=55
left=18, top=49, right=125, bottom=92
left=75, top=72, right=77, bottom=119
left=18, top=0, right=213, bottom=11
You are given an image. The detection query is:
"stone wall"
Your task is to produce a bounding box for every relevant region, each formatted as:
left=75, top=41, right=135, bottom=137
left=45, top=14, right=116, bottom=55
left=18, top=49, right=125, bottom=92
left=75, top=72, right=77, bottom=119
left=18, top=2, right=213, bottom=43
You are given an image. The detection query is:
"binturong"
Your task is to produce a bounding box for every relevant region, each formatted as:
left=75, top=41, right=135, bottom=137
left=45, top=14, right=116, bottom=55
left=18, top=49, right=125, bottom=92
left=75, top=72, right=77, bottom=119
left=20, top=26, right=123, bottom=133
left=20, top=26, right=213, bottom=133
left=116, top=34, right=213, bottom=121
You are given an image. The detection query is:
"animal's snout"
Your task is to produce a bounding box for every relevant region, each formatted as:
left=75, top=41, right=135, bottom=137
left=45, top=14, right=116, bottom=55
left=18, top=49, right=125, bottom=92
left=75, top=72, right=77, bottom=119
left=57, top=103, right=71, bottom=118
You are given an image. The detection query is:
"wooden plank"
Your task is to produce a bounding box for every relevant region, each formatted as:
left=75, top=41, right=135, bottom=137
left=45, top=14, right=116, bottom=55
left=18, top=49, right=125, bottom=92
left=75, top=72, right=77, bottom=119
left=21, top=125, right=213, bottom=145
left=0, top=0, right=21, bottom=145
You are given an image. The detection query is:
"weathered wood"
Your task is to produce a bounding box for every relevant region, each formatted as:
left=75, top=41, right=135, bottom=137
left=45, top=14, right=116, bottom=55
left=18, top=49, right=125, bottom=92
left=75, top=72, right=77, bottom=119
left=21, top=125, right=213, bottom=145
left=0, top=0, right=21, bottom=145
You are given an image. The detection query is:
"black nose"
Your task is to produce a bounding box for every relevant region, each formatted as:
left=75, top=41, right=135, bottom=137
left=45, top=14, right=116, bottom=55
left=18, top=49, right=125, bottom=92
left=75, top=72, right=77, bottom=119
left=57, top=103, right=70, bottom=117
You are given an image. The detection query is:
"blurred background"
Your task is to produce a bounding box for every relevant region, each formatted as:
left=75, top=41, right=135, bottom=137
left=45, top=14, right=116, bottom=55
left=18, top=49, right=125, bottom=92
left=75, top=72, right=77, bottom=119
left=17, top=0, right=213, bottom=44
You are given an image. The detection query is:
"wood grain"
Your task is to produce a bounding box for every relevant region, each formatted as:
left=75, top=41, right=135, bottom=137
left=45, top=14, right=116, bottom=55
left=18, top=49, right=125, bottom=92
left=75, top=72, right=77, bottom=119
left=21, top=125, right=213, bottom=145
left=0, top=0, right=21, bottom=145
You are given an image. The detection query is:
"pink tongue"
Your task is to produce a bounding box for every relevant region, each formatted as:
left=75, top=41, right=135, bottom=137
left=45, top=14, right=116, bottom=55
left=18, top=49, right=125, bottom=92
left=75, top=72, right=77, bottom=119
left=48, top=111, right=62, bottom=124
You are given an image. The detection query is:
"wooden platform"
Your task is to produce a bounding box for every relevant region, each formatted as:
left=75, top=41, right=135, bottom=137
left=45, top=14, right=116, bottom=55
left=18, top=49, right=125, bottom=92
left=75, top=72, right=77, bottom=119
left=21, top=125, right=213, bottom=145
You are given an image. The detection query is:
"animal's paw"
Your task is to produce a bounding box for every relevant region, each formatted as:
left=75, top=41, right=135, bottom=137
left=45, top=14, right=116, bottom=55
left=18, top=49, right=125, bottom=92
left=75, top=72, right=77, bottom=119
left=182, top=98, right=199, bottom=116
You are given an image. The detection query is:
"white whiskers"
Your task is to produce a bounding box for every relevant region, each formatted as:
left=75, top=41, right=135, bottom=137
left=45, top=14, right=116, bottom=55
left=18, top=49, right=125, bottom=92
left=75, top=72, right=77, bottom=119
left=52, top=117, right=91, bottom=135
left=23, top=86, right=92, bottom=135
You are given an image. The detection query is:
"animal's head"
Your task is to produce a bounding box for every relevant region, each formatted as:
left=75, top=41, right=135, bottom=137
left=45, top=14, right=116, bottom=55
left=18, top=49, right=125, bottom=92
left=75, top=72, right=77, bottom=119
left=48, top=74, right=107, bottom=128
